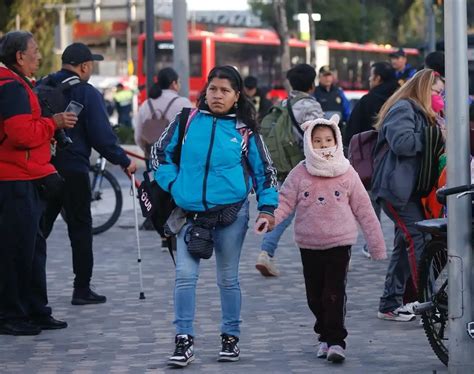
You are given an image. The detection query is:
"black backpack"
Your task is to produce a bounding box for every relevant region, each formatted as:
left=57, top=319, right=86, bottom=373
left=34, top=75, right=84, bottom=149
left=34, top=75, right=83, bottom=117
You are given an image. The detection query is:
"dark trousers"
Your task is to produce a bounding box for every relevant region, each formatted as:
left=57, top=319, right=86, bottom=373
left=379, top=198, right=428, bottom=313
left=42, top=172, right=93, bottom=289
left=0, top=180, right=51, bottom=321
left=300, top=246, right=351, bottom=349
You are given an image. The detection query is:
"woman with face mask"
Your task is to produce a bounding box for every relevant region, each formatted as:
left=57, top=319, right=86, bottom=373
left=153, top=65, right=278, bottom=367
left=371, top=69, right=445, bottom=323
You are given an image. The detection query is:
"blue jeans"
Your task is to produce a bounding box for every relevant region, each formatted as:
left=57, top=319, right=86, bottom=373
left=174, top=200, right=249, bottom=337
left=261, top=211, right=295, bottom=257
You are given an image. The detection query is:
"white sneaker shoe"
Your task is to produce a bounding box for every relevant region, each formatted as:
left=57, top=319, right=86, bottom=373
left=398, top=301, right=420, bottom=315
left=316, top=342, right=328, bottom=358
left=377, top=306, right=416, bottom=322
left=327, top=345, right=345, bottom=363
left=255, top=251, right=280, bottom=276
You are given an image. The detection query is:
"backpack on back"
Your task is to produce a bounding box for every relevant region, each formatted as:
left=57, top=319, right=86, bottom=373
left=260, top=96, right=306, bottom=181
left=34, top=75, right=82, bottom=117
left=141, top=97, right=179, bottom=146
left=348, top=129, right=390, bottom=190
left=348, top=130, right=379, bottom=189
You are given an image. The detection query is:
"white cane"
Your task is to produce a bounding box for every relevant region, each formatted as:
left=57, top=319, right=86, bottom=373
left=131, top=173, right=146, bottom=300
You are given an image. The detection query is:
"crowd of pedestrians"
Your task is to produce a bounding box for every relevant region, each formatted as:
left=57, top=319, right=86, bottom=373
left=0, top=28, right=452, bottom=369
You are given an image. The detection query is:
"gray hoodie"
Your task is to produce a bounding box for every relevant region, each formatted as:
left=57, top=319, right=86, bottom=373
left=371, top=99, right=429, bottom=207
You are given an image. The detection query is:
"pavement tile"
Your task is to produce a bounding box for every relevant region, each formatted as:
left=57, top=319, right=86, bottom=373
left=0, top=193, right=448, bottom=374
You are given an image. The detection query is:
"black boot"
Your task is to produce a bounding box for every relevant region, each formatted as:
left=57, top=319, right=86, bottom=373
left=71, top=288, right=107, bottom=305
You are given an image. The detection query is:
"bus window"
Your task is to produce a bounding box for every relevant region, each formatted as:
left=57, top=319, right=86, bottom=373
left=290, top=46, right=306, bottom=66
left=214, top=42, right=278, bottom=89
left=143, top=40, right=202, bottom=78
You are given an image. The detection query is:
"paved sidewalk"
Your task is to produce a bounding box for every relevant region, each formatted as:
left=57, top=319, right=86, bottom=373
left=0, top=195, right=447, bottom=374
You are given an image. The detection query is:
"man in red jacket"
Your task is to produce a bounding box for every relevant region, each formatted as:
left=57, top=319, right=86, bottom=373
left=0, top=31, right=77, bottom=335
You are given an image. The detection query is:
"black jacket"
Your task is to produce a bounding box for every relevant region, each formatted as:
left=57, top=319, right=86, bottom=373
left=343, top=80, right=399, bottom=147
left=249, top=90, right=272, bottom=123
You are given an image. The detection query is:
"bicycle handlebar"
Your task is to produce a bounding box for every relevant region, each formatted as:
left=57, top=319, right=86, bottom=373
left=436, top=184, right=474, bottom=198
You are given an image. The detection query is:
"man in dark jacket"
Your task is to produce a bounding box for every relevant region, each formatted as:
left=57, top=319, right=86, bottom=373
left=344, top=62, right=398, bottom=147
left=390, top=48, right=417, bottom=86
left=0, top=31, right=77, bottom=335
left=243, top=76, right=272, bottom=123
left=40, top=43, right=136, bottom=306
left=313, top=65, right=351, bottom=123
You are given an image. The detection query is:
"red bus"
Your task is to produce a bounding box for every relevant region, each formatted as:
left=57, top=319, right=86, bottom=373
left=136, top=28, right=308, bottom=103
left=136, top=28, right=421, bottom=104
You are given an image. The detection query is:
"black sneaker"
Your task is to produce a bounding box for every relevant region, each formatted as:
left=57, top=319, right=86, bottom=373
left=71, top=288, right=107, bottom=305
left=218, top=333, right=240, bottom=362
left=168, top=334, right=195, bottom=367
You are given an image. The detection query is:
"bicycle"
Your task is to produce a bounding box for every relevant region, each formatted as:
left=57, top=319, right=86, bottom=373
left=414, top=183, right=474, bottom=366
left=61, top=148, right=146, bottom=235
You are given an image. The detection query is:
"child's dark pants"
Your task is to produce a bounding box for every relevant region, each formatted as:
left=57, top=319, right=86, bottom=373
left=300, top=246, right=351, bottom=349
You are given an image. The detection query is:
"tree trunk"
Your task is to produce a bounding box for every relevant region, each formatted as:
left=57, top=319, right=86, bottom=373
left=306, top=0, right=316, bottom=66
left=272, top=0, right=291, bottom=90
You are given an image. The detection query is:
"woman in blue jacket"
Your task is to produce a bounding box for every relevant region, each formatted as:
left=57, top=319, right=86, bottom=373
left=154, top=66, right=278, bottom=367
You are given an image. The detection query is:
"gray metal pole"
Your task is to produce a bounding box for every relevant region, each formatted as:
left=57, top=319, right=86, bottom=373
left=59, top=5, right=67, bottom=52
left=172, top=0, right=190, bottom=97
left=145, top=0, right=155, bottom=95
left=445, top=1, right=473, bottom=373
left=424, top=0, right=436, bottom=54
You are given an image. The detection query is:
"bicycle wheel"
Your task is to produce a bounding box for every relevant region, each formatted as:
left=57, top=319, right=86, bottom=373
left=89, top=167, right=123, bottom=235
left=418, top=239, right=449, bottom=366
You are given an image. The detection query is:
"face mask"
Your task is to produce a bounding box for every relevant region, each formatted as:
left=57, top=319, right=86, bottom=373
left=313, top=146, right=337, bottom=160
left=431, top=94, right=444, bottom=113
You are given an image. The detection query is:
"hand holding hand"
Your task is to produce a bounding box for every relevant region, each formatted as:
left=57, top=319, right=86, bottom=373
left=53, top=112, right=78, bottom=129
left=254, top=217, right=269, bottom=234
left=254, top=213, right=275, bottom=234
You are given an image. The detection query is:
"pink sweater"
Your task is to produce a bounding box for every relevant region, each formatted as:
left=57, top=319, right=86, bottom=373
left=274, top=114, right=387, bottom=260
left=275, top=164, right=386, bottom=259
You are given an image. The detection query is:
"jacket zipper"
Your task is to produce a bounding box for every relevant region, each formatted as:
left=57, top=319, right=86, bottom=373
left=202, top=117, right=217, bottom=210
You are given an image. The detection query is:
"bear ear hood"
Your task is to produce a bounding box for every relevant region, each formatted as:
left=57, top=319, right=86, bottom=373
left=302, top=114, right=350, bottom=177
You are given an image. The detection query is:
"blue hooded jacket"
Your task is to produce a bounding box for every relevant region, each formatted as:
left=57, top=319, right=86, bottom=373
left=153, top=109, right=278, bottom=214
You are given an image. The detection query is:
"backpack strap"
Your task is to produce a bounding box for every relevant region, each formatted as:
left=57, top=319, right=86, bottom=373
left=164, top=107, right=190, bottom=266
left=162, top=96, right=179, bottom=120
left=146, top=99, right=161, bottom=120
left=173, top=107, right=191, bottom=166
left=59, top=75, right=82, bottom=89
left=286, top=96, right=305, bottom=137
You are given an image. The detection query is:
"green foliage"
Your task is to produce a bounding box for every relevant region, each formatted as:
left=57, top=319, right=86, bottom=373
left=0, top=0, right=72, bottom=78
left=249, top=0, right=426, bottom=45
left=115, top=126, right=135, bottom=145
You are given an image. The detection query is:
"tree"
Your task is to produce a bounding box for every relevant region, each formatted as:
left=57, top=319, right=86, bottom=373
left=272, top=0, right=291, bottom=87
left=1, top=0, right=70, bottom=77
left=249, top=0, right=419, bottom=45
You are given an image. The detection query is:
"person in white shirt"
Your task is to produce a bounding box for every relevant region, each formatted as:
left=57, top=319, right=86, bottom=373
left=134, top=67, right=192, bottom=160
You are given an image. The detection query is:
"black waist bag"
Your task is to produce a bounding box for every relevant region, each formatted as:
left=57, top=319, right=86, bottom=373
left=185, top=201, right=244, bottom=260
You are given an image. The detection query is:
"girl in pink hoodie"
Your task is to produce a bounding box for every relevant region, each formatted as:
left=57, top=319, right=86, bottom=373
left=255, top=114, right=387, bottom=363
